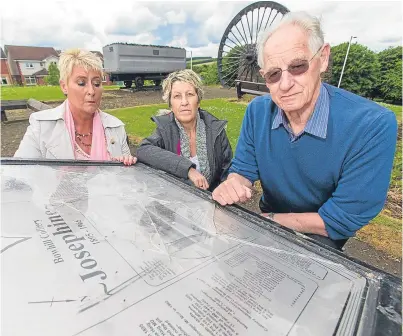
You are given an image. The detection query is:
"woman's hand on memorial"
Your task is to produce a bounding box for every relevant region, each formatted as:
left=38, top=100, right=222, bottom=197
left=112, top=155, right=137, bottom=166
left=188, top=168, right=209, bottom=190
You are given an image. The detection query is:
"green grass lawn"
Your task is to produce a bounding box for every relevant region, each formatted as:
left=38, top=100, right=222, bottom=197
left=1, top=86, right=66, bottom=101
left=382, top=103, right=402, bottom=191
left=106, top=98, right=246, bottom=149
left=379, top=102, right=402, bottom=120
left=1, top=85, right=120, bottom=101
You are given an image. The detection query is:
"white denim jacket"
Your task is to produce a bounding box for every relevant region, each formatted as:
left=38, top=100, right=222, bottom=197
left=14, top=101, right=131, bottom=159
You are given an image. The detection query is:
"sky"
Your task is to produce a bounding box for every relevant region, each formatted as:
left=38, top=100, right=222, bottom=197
left=1, top=0, right=402, bottom=57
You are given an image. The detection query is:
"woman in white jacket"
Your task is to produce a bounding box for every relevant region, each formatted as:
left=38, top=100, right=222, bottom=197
left=14, top=48, right=136, bottom=165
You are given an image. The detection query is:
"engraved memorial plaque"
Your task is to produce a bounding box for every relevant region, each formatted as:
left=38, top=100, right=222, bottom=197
left=1, top=161, right=401, bottom=336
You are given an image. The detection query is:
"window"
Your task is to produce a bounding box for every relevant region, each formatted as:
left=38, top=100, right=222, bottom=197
left=109, top=47, right=114, bottom=52
left=1, top=77, right=8, bottom=85
left=40, top=62, right=45, bottom=67
left=25, top=63, right=34, bottom=68
left=153, top=50, right=159, bottom=56
left=25, top=76, right=36, bottom=85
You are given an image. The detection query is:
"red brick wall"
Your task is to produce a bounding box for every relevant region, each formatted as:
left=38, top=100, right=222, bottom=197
left=16, top=61, right=25, bottom=84
left=0, top=59, right=10, bottom=76
left=37, top=77, right=45, bottom=85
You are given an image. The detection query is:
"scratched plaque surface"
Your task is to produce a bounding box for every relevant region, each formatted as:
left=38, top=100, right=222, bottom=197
left=1, top=163, right=370, bottom=336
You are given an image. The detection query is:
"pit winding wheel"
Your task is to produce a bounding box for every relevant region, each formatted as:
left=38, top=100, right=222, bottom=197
left=217, top=1, right=289, bottom=95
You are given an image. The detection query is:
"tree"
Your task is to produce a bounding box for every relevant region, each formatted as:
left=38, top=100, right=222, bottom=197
left=328, top=43, right=380, bottom=98
left=44, top=63, right=60, bottom=86
left=193, top=63, right=219, bottom=85
left=376, top=46, right=402, bottom=103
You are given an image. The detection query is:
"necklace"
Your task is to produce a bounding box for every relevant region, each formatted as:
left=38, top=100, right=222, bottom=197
left=75, top=130, right=92, bottom=148
left=76, top=136, right=92, bottom=148
left=75, top=130, right=92, bottom=138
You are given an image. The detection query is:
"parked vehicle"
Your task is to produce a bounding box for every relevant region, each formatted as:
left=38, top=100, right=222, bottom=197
left=103, top=43, right=186, bottom=89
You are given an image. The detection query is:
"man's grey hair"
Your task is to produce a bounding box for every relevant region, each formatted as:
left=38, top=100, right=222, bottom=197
left=162, top=69, right=204, bottom=107
left=257, top=11, right=324, bottom=68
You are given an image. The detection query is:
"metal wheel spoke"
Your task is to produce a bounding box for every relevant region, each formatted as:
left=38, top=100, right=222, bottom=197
left=223, top=45, right=247, bottom=58
left=235, top=64, right=248, bottom=81
left=220, top=56, right=244, bottom=60
left=223, top=46, right=246, bottom=56
left=222, top=60, right=243, bottom=70
left=266, top=10, right=280, bottom=31
left=264, top=8, right=274, bottom=31
left=217, top=1, right=289, bottom=88
left=240, top=63, right=251, bottom=82
left=240, top=18, right=250, bottom=45
left=221, top=66, right=239, bottom=79
left=251, top=63, right=262, bottom=83
left=229, top=31, right=245, bottom=48
left=222, top=59, right=243, bottom=71
left=226, top=36, right=243, bottom=50
left=255, top=7, right=261, bottom=44
left=234, top=24, right=249, bottom=46
left=223, top=50, right=247, bottom=62
left=221, top=68, right=240, bottom=84
left=257, top=6, right=268, bottom=33
left=245, top=12, right=253, bottom=45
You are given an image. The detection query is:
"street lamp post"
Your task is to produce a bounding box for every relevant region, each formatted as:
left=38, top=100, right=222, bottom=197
left=186, top=50, right=193, bottom=70
left=338, top=36, right=357, bottom=88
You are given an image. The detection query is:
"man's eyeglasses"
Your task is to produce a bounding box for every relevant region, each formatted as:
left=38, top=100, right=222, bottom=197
left=263, top=46, right=323, bottom=84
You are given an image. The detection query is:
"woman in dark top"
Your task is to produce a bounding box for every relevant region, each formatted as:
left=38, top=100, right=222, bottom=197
left=136, top=69, right=233, bottom=191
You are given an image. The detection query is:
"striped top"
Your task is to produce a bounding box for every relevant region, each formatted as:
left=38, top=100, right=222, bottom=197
left=272, top=84, right=330, bottom=142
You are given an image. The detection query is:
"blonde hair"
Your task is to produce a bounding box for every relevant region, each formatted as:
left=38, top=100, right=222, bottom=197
left=58, top=48, right=103, bottom=83
left=162, top=69, right=204, bottom=107
left=257, top=11, right=324, bottom=68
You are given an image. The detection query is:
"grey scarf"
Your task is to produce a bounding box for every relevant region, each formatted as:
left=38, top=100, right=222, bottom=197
left=175, top=111, right=211, bottom=182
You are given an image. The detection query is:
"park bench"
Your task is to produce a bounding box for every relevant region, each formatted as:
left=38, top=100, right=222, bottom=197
left=235, top=80, right=270, bottom=98
left=1, top=99, right=51, bottom=122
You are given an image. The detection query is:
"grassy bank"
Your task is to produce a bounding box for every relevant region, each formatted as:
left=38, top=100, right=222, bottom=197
left=107, top=98, right=246, bottom=150
left=1, top=85, right=120, bottom=101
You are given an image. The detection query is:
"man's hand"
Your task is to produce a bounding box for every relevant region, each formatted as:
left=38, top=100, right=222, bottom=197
left=188, top=168, right=209, bottom=190
left=263, top=212, right=328, bottom=236
left=112, top=155, right=137, bottom=166
left=212, top=174, right=252, bottom=205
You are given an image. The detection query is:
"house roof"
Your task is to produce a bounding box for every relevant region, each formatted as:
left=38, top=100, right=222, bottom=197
left=5, top=45, right=59, bottom=61
left=91, top=51, right=103, bottom=60
left=43, top=54, right=58, bottom=61
left=0, top=47, right=6, bottom=59
left=32, top=68, right=48, bottom=76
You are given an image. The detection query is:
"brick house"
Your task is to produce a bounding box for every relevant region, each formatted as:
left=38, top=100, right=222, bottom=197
left=0, top=47, right=12, bottom=85
left=5, top=45, right=59, bottom=85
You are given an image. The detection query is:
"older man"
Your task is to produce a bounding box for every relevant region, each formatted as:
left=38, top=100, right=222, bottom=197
left=212, top=12, right=397, bottom=250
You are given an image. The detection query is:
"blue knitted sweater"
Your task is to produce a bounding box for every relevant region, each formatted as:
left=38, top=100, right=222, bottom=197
left=229, top=84, right=397, bottom=239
